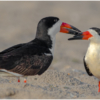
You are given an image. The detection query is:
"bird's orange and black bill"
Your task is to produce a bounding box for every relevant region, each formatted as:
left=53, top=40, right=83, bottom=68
left=66, top=28, right=93, bottom=40
left=60, top=22, right=81, bottom=34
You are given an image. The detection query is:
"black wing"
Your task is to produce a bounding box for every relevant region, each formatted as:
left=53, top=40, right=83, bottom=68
left=83, top=56, right=93, bottom=76
left=0, top=43, right=25, bottom=55
left=0, top=43, right=53, bottom=76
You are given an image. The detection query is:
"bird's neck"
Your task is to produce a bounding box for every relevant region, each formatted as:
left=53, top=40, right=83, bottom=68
left=31, top=37, right=56, bottom=55
left=89, top=41, right=100, bottom=47
left=49, top=35, right=56, bottom=56
left=87, top=41, right=100, bottom=56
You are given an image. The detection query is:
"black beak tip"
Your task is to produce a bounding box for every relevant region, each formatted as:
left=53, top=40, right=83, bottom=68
left=66, top=28, right=82, bottom=35
left=71, top=26, right=81, bottom=32
left=68, top=38, right=76, bottom=40
left=68, top=35, right=83, bottom=40
left=68, top=38, right=72, bottom=40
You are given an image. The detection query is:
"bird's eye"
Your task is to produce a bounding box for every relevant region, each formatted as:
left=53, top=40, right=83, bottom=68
left=54, top=19, right=57, bottom=22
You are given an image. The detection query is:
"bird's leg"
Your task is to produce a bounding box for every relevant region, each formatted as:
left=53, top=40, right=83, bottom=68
left=24, top=77, right=27, bottom=83
left=98, top=81, right=100, bottom=92
left=18, top=77, right=20, bottom=82
left=23, top=77, right=29, bottom=87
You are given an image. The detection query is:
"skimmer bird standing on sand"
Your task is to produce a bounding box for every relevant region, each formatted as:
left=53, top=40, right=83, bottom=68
left=66, top=27, right=100, bottom=92
left=0, top=16, right=81, bottom=84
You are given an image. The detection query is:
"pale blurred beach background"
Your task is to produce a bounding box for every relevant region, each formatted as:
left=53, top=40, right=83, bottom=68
left=0, top=1, right=100, bottom=99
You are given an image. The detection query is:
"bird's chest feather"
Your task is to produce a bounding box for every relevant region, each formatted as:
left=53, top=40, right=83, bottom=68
left=85, top=43, right=100, bottom=78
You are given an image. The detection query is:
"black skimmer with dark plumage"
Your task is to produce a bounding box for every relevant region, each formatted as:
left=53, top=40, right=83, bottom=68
left=0, top=16, right=81, bottom=83
left=67, top=27, right=100, bottom=92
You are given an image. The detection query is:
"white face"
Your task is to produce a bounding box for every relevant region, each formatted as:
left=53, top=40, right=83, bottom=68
left=88, top=29, right=100, bottom=42
left=48, top=20, right=62, bottom=37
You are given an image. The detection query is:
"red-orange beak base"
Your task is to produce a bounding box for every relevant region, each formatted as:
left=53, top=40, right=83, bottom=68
left=60, top=22, right=81, bottom=33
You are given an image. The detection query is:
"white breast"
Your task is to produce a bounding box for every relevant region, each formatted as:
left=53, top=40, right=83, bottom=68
left=85, top=42, right=100, bottom=79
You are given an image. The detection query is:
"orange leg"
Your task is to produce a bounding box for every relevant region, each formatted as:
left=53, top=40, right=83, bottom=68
left=24, top=79, right=27, bottom=83
left=24, top=77, right=27, bottom=83
left=18, top=77, right=20, bottom=82
left=98, top=81, right=100, bottom=92
left=23, top=77, right=28, bottom=87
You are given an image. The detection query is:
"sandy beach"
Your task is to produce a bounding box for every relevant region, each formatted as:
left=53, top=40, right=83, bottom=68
left=0, top=1, right=100, bottom=99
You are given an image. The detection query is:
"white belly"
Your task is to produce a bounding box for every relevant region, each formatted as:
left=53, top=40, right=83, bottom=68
left=85, top=42, right=100, bottom=79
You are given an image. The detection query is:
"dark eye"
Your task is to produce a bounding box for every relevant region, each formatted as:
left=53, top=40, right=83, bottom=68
left=54, top=19, right=57, bottom=22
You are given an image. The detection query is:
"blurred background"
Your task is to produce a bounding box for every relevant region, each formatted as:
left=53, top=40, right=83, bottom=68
left=0, top=1, right=100, bottom=72
left=0, top=1, right=100, bottom=98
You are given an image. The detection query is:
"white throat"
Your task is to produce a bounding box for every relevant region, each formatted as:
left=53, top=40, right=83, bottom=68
left=49, top=34, right=56, bottom=56
left=48, top=20, right=62, bottom=55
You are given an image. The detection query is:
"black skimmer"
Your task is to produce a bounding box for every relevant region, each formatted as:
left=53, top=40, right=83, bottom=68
left=67, top=27, right=100, bottom=92
left=0, top=16, right=81, bottom=83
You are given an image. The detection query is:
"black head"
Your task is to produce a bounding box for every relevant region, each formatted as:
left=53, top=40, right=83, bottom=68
left=90, top=27, right=100, bottom=35
left=36, top=16, right=60, bottom=39
left=38, top=17, right=59, bottom=29
left=35, top=16, right=81, bottom=49
left=35, top=17, right=61, bottom=49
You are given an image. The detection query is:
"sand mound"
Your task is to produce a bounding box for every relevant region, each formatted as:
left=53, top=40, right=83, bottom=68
left=0, top=69, right=99, bottom=99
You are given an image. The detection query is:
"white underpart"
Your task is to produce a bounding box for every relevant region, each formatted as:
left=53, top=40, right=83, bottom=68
left=48, top=20, right=62, bottom=55
left=85, top=29, right=100, bottom=80
left=0, top=69, right=23, bottom=77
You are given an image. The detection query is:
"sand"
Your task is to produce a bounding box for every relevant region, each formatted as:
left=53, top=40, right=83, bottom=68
left=0, top=1, right=100, bottom=99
